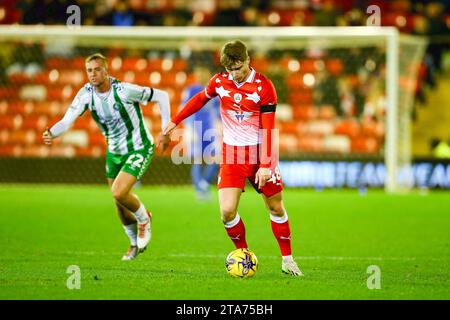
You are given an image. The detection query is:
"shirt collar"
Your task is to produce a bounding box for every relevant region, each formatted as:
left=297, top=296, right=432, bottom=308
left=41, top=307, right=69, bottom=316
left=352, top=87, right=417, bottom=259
left=228, top=68, right=256, bottom=84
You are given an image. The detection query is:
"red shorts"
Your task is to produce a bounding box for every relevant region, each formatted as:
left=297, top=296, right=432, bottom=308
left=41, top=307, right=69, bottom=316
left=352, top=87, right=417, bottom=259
left=217, top=144, right=283, bottom=197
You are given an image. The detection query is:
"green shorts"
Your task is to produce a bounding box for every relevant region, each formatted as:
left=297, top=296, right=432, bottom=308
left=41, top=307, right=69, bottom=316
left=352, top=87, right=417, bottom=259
left=105, top=145, right=154, bottom=180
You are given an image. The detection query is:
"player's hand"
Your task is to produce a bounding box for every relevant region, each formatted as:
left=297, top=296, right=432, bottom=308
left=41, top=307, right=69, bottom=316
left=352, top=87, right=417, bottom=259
left=255, top=167, right=272, bottom=189
left=42, top=127, right=53, bottom=145
left=162, top=121, right=177, bottom=136
left=156, top=132, right=171, bottom=152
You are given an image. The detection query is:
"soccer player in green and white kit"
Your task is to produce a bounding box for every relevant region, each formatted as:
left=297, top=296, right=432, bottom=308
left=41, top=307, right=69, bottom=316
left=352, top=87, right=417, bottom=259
left=42, top=53, right=171, bottom=261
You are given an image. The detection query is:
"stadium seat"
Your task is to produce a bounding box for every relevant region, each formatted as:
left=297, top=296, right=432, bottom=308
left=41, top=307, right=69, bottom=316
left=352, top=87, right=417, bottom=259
left=326, top=59, right=343, bottom=76
left=8, top=130, right=36, bottom=145
left=281, top=121, right=298, bottom=135
left=351, top=136, right=379, bottom=153
left=48, top=145, right=76, bottom=157
left=72, top=116, right=91, bottom=131
left=58, top=70, right=85, bottom=86
left=289, top=90, right=313, bottom=105
left=286, top=73, right=303, bottom=89
left=21, top=115, right=47, bottom=131
left=334, top=119, right=360, bottom=138
left=0, top=100, right=8, bottom=115
left=297, top=134, right=323, bottom=152
left=20, top=145, right=49, bottom=157
left=9, top=100, right=34, bottom=116
left=0, top=145, right=14, bottom=156
left=361, top=118, right=385, bottom=139
left=0, top=130, right=9, bottom=145
left=0, top=87, right=14, bottom=99
left=299, top=59, right=318, bottom=73
left=172, top=58, right=187, bottom=72
left=251, top=56, right=269, bottom=72
left=8, top=72, right=29, bottom=85
left=322, top=135, right=351, bottom=153
left=0, top=114, right=22, bottom=130
left=147, top=58, right=163, bottom=72
left=279, top=133, right=298, bottom=153
left=318, top=105, right=337, bottom=120
left=306, top=120, right=335, bottom=137
left=292, top=105, right=317, bottom=121
left=33, top=101, right=61, bottom=117
left=122, top=57, right=147, bottom=72
left=89, top=132, right=106, bottom=147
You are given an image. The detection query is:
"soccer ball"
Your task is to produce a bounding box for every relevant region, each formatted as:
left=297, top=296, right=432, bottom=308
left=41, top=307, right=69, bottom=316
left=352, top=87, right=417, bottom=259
left=225, top=248, right=258, bottom=278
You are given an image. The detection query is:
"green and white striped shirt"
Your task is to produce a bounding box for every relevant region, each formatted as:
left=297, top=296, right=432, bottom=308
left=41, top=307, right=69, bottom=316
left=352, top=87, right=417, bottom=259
left=70, top=77, right=155, bottom=155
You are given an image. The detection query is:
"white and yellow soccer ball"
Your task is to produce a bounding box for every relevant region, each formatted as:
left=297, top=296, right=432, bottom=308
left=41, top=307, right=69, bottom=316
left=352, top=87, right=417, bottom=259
left=225, top=248, right=258, bottom=278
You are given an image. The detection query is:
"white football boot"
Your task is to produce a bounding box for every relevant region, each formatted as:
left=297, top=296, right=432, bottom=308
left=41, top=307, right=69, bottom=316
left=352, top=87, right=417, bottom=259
left=137, top=211, right=152, bottom=252
left=282, top=256, right=304, bottom=276
left=122, top=245, right=139, bottom=261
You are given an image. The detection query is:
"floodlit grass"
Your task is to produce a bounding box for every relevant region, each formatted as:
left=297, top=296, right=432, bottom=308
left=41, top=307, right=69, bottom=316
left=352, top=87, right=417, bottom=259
left=0, top=185, right=449, bottom=299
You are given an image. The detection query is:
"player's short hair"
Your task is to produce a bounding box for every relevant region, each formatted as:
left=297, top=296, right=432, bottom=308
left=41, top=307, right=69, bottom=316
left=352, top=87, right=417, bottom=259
left=85, top=53, right=108, bottom=69
left=220, top=40, right=249, bottom=68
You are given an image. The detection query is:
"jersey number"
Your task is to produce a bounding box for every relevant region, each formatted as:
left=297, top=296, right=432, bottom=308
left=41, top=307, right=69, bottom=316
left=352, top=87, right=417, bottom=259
left=126, top=154, right=144, bottom=168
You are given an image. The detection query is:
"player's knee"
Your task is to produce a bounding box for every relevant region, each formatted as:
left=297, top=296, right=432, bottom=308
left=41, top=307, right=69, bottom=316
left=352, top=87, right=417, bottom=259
left=112, top=186, right=127, bottom=203
left=268, top=203, right=285, bottom=217
left=220, top=207, right=237, bottom=222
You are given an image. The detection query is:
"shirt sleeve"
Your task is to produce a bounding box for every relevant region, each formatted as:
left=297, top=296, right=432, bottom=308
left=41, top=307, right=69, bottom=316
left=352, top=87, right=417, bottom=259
left=150, top=88, right=171, bottom=129
left=49, top=88, right=89, bottom=137
left=120, top=82, right=153, bottom=105
left=204, top=74, right=220, bottom=99
left=259, top=77, right=278, bottom=109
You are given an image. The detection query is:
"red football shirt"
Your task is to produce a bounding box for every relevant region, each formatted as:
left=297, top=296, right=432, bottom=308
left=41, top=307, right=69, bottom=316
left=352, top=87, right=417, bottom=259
left=204, top=68, right=277, bottom=147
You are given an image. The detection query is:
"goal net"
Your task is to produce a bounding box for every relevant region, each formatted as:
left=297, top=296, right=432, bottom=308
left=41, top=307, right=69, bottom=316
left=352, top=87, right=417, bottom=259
left=0, top=26, right=426, bottom=192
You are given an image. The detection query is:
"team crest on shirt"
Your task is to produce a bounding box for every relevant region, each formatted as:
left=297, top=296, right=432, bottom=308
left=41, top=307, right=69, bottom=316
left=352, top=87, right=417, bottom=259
left=233, top=93, right=242, bottom=103
left=113, top=102, right=121, bottom=111
left=226, top=110, right=253, bottom=123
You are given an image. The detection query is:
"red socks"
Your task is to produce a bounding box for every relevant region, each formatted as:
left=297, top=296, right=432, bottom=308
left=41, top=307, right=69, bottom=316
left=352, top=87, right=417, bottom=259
left=224, top=212, right=293, bottom=257
left=270, top=212, right=292, bottom=256
left=224, top=214, right=248, bottom=249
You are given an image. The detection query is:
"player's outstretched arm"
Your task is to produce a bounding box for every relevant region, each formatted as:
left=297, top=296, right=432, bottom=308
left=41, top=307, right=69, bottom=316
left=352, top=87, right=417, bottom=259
left=165, top=91, right=210, bottom=135
left=42, top=106, right=79, bottom=145
left=150, top=88, right=171, bottom=129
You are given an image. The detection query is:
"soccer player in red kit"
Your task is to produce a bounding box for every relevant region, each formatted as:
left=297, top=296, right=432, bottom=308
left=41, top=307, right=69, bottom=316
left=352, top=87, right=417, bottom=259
left=163, top=40, right=303, bottom=276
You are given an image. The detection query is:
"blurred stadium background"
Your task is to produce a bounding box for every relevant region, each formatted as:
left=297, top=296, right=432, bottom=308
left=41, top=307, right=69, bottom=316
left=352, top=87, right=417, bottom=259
left=0, top=0, right=449, bottom=190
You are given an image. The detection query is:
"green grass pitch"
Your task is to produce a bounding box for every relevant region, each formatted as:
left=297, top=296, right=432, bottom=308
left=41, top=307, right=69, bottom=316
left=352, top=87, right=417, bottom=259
left=0, top=184, right=449, bottom=300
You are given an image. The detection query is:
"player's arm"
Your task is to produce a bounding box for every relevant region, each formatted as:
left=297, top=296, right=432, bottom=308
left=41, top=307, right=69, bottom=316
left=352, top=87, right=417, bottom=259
left=162, top=90, right=211, bottom=136
left=149, top=88, right=171, bottom=129
left=122, top=82, right=171, bottom=126
left=149, top=88, right=172, bottom=151
left=255, top=106, right=276, bottom=188
left=255, top=79, right=278, bottom=188
left=42, top=90, right=87, bottom=145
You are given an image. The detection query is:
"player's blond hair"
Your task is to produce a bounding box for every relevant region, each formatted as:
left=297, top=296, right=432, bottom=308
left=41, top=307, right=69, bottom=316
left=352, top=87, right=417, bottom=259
left=85, top=53, right=108, bottom=69
left=220, top=40, right=249, bottom=68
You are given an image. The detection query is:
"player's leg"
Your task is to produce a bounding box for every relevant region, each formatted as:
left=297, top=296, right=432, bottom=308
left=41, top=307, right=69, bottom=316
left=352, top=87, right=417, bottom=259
left=107, top=178, right=138, bottom=261
left=219, top=187, right=248, bottom=249
left=262, top=191, right=303, bottom=276
left=111, top=171, right=152, bottom=251
left=108, top=147, right=154, bottom=252
left=191, top=163, right=209, bottom=200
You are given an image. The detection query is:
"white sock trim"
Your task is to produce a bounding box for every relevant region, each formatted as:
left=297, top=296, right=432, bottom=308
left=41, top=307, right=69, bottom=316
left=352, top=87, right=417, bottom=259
left=270, top=211, right=288, bottom=224
left=224, top=213, right=241, bottom=229
left=133, top=204, right=148, bottom=224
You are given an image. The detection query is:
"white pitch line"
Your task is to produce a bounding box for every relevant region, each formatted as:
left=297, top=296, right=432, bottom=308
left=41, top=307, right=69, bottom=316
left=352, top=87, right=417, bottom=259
left=59, top=252, right=448, bottom=262
left=167, top=253, right=448, bottom=261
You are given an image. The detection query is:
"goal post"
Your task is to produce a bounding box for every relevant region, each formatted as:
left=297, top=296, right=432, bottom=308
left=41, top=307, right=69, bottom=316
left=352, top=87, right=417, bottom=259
left=0, top=26, right=426, bottom=192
